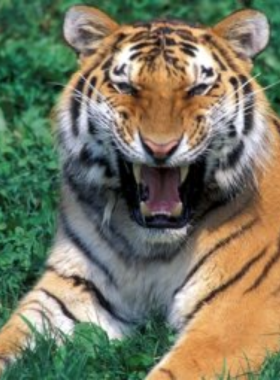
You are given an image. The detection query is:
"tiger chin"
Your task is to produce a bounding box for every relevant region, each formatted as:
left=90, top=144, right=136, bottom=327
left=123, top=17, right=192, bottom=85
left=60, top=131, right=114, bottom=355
left=1, top=5, right=280, bottom=379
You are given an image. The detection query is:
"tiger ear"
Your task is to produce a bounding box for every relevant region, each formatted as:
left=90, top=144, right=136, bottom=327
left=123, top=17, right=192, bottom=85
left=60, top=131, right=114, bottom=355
left=212, top=9, right=269, bottom=59
left=63, top=6, right=119, bottom=56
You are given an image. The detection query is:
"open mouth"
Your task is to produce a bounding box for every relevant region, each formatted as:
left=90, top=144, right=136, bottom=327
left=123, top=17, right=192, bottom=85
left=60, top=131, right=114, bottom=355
left=118, top=157, right=205, bottom=229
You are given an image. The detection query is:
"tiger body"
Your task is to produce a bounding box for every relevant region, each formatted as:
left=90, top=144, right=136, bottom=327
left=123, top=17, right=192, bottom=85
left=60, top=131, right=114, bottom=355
left=1, top=6, right=280, bottom=379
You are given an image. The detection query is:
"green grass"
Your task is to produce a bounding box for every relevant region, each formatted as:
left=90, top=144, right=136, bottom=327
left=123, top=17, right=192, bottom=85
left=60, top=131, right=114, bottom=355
left=1, top=0, right=280, bottom=378
left=1, top=319, right=175, bottom=380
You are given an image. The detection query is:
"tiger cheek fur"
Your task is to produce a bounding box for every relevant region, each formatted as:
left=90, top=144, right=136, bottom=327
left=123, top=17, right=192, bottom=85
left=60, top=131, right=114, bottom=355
left=1, top=5, right=280, bottom=380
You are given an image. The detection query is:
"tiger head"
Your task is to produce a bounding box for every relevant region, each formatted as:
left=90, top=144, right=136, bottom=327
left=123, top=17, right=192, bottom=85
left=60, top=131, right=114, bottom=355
left=58, top=6, right=270, bottom=244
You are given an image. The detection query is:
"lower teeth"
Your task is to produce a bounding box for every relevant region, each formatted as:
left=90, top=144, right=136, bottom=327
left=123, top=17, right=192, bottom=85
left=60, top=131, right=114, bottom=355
left=140, top=202, right=183, bottom=218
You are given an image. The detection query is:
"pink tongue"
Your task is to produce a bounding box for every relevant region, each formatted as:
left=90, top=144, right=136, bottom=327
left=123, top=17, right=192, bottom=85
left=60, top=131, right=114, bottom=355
left=141, top=166, right=181, bottom=214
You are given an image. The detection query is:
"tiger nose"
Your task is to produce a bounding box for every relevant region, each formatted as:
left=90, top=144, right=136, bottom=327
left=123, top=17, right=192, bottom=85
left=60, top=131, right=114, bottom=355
left=141, top=137, right=181, bottom=160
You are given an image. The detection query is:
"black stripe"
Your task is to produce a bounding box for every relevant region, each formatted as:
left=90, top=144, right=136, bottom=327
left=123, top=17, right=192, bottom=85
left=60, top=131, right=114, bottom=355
left=39, top=288, right=78, bottom=323
left=165, top=37, right=177, bottom=46
left=86, top=107, right=99, bottom=136
left=174, top=218, right=258, bottom=295
left=184, top=247, right=267, bottom=323
left=225, top=77, right=240, bottom=137
left=239, top=74, right=252, bottom=96
left=101, top=57, right=113, bottom=71
left=128, top=31, right=149, bottom=43
left=71, top=68, right=95, bottom=137
left=79, top=146, right=115, bottom=177
left=79, top=144, right=96, bottom=166
left=229, top=76, right=240, bottom=110
left=224, top=140, right=244, bottom=169
left=239, top=75, right=254, bottom=135
left=212, top=53, right=227, bottom=71
left=243, top=106, right=254, bottom=135
left=47, top=265, right=135, bottom=325
left=130, top=42, right=153, bottom=51
left=113, top=32, right=127, bottom=48
left=95, top=157, right=115, bottom=177
left=60, top=212, right=117, bottom=286
left=71, top=76, right=85, bottom=136
left=229, top=76, right=239, bottom=91
left=228, top=124, right=237, bottom=138
left=87, top=76, right=97, bottom=100
left=176, top=29, right=197, bottom=43
left=86, top=76, right=102, bottom=137
left=180, top=47, right=196, bottom=57
left=244, top=238, right=280, bottom=293
left=204, top=34, right=238, bottom=71
left=212, top=52, right=227, bottom=71
left=130, top=51, right=145, bottom=60
left=180, top=42, right=197, bottom=51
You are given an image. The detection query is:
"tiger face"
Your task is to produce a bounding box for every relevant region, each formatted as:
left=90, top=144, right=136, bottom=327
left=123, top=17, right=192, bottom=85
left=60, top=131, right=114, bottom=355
left=59, top=7, right=270, bottom=235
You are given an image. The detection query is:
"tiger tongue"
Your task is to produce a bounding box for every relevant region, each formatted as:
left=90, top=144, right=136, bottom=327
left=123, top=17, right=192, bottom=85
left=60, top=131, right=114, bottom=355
left=141, top=166, right=181, bottom=214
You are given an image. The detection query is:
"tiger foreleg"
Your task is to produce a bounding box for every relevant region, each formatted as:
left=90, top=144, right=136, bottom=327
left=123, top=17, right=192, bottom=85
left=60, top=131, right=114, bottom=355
left=146, top=295, right=280, bottom=379
left=0, top=268, right=127, bottom=375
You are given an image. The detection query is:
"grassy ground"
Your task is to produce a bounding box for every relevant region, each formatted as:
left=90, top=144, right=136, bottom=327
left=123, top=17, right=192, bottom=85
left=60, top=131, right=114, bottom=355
left=1, top=0, right=280, bottom=378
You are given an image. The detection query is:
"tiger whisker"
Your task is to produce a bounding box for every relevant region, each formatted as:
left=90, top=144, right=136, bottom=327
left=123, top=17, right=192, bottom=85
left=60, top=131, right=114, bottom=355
left=209, top=73, right=262, bottom=115
left=209, top=74, right=280, bottom=126
left=211, top=98, right=271, bottom=129
left=210, top=89, right=274, bottom=128
left=211, top=76, right=280, bottom=123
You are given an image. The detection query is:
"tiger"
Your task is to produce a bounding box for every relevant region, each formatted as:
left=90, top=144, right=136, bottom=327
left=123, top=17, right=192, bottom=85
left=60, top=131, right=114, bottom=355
left=1, top=5, right=280, bottom=379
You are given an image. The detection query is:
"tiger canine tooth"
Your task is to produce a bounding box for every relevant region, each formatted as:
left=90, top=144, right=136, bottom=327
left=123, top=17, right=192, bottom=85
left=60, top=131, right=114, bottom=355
left=140, top=202, right=152, bottom=217
left=180, top=166, right=190, bottom=183
left=133, top=164, right=142, bottom=183
left=171, top=202, right=183, bottom=217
